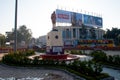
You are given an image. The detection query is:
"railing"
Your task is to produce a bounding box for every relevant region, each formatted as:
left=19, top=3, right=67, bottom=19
left=0, top=46, right=120, bottom=53
left=0, top=48, right=27, bottom=53
left=64, top=46, right=120, bottom=51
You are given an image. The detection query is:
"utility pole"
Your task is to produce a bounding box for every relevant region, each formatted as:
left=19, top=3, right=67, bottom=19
left=14, top=0, right=18, bottom=52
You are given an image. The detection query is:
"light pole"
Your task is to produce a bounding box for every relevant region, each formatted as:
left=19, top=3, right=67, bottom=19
left=14, top=0, right=18, bottom=52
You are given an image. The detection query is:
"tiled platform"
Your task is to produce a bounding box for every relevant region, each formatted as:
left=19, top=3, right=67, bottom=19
left=0, top=64, right=74, bottom=80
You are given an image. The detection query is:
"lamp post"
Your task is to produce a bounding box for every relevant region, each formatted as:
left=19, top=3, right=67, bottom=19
left=14, top=0, right=18, bottom=52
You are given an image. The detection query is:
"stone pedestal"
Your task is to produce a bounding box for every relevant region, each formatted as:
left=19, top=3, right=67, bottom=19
left=46, top=29, right=64, bottom=54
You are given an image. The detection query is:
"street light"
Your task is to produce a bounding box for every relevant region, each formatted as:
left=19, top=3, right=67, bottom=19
left=14, top=0, right=18, bottom=52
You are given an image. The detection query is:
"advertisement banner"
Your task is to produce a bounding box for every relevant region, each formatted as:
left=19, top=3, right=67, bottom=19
left=83, top=14, right=95, bottom=26
left=55, top=9, right=102, bottom=27
left=83, top=14, right=102, bottom=27
left=71, top=12, right=82, bottom=26
left=56, top=9, right=71, bottom=23
left=56, top=9, right=82, bottom=26
left=76, top=13, right=82, bottom=26
left=94, top=17, right=102, bottom=27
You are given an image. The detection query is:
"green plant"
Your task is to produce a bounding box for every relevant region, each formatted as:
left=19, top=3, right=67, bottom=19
left=70, top=50, right=83, bottom=55
left=90, top=50, right=107, bottom=62
left=33, top=56, right=39, bottom=65
left=2, top=50, right=110, bottom=80
left=90, top=50, right=120, bottom=67
left=2, top=50, right=35, bottom=65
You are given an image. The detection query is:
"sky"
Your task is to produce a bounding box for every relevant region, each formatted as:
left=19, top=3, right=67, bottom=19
left=0, top=0, right=120, bottom=38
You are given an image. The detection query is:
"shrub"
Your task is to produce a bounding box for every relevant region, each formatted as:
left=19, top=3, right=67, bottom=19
left=90, top=50, right=107, bottom=62
left=2, top=50, right=109, bottom=80
left=113, top=55, right=120, bottom=65
left=70, top=50, right=83, bottom=55
left=2, top=50, right=35, bottom=65
left=33, top=56, right=39, bottom=65
left=91, top=50, right=120, bottom=67
left=35, top=49, right=46, bottom=53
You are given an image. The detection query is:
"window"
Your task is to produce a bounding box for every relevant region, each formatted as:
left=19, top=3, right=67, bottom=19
left=73, top=28, right=76, bottom=38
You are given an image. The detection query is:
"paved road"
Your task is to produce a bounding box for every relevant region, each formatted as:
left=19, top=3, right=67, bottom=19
left=0, top=64, right=74, bottom=80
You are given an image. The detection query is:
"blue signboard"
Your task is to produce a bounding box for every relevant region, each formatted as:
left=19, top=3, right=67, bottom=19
left=76, top=13, right=82, bottom=26
left=83, top=14, right=95, bottom=26
left=56, top=9, right=71, bottom=23
left=94, top=17, right=102, bottom=27
left=83, top=14, right=102, bottom=27
left=55, top=9, right=103, bottom=28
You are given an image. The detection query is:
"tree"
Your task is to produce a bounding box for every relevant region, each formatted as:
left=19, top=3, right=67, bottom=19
left=0, top=34, right=5, bottom=47
left=90, top=50, right=107, bottom=62
left=17, top=25, right=32, bottom=44
left=6, top=25, right=32, bottom=47
left=103, top=28, right=120, bottom=46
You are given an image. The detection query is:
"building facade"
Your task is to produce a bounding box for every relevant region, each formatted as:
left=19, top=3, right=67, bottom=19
left=50, top=9, right=108, bottom=48
left=54, top=26, right=105, bottom=47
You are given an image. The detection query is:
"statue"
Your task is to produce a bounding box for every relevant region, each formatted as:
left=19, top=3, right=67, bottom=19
left=51, top=11, right=56, bottom=28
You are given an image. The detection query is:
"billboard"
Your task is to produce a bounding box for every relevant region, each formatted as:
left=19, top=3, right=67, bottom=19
left=83, top=14, right=102, bottom=27
left=55, top=9, right=102, bottom=27
left=56, top=9, right=71, bottom=23
left=71, top=12, right=82, bottom=26
left=56, top=9, right=83, bottom=26
left=83, top=14, right=95, bottom=26
left=76, top=13, right=82, bottom=26
left=94, top=17, right=102, bottom=27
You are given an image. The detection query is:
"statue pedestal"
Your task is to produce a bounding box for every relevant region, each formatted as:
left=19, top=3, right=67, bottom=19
left=40, top=29, right=79, bottom=61
left=46, top=29, right=64, bottom=54
left=41, top=54, right=68, bottom=60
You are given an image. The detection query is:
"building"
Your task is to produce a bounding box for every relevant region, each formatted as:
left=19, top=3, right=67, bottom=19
left=33, top=35, right=46, bottom=48
left=54, top=26, right=105, bottom=47
left=50, top=9, right=106, bottom=48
